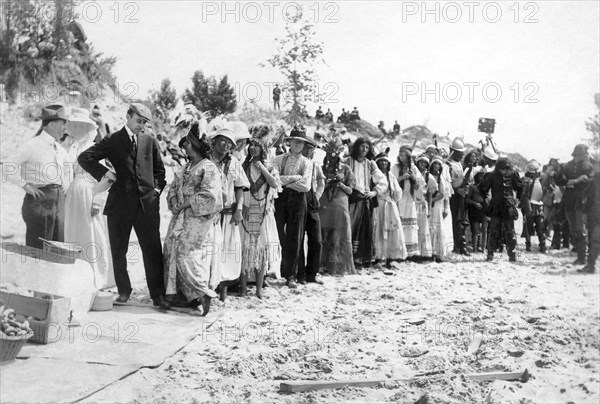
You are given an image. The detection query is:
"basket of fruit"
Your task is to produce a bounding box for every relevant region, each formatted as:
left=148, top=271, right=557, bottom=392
left=1, top=305, right=34, bottom=363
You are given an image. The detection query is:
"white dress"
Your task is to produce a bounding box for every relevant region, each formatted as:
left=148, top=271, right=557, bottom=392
left=64, top=135, right=115, bottom=289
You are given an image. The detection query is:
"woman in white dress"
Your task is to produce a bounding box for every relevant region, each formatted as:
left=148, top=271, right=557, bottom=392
left=64, top=108, right=115, bottom=289
left=391, top=146, right=424, bottom=257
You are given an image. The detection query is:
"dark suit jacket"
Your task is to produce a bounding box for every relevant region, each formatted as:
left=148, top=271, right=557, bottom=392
left=78, top=127, right=166, bottom=216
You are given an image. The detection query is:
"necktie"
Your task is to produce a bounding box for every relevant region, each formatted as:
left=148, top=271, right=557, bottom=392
left=310, top=163, right=315, bottom=192
left=131, top=135, right=137, bottom=155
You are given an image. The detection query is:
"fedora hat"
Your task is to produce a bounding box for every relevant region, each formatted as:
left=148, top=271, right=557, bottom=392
left=287, top=125, right=316, bottom=147
left=41, top=104, right=68, bottom=122
left=66, top=108, right=98, bottom=140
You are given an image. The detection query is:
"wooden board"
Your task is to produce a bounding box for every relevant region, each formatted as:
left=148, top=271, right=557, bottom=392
left=464, top=371, right=523, bottom=381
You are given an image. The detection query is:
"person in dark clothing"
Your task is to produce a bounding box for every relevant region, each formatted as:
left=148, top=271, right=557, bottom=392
left=315, top=106, right=324, bottom=119
left=479, top=158, right=524, bottom=262
left=520, top=160, right=546, bottom=253
left=554, top=144, right=594, bottom=265
left=349, top=107, right=360, bottom=121
left=580, top=160, right=599, bottom=273
left=273, top=84, right=281, bottom=110
left=393, top=121, right=400, bottom=135
left=466, top=172, right=487, bottom=252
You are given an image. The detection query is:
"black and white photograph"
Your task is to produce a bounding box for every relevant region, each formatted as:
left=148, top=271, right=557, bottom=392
left=0, top=1, right=599, bottom=403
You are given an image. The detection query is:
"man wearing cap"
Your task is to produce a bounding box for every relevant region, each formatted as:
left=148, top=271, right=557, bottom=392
left=446, top=137, right=470, bottom=255
left=209, top=127, right=250, bottom=301
left=78, top=103, right=170, bottom=309
left=520, top=160, right=546, bottom=253
left=554, top=144, right=594, bottom=266
left=297, top=137, right=325, bottom=285
left=272, top=126, right=313, bottom=288
left=7, top=104, right=69, bottom=249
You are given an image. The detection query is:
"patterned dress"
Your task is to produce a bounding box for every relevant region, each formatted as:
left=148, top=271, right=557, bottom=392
left=240, top=164, right=282, bottom=281
left=374, top=172, right=407, bottom=260
left=163, top=159, right=223, bottom=302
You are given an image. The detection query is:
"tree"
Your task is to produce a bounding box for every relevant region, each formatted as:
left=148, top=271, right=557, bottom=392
left=585, top=93, right=600, bottom=156
left=261, top=17, right=325, bottom=125
left=150, top=78, right=177, bottom=122
left=183, top=70, right=236, bottom=118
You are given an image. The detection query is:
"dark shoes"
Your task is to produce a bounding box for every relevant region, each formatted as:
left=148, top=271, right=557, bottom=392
left=540, top=245, right=547, bottom=253
left=577, top=264, right=596, bottom=274
left=298, top=279, right=307, bottom=285
left=460, top=249, right=471, bottom=257
left=486, top=254, right=494, bottom=262
left=508, top=254, right=517, bottom=262
left=152, top=295, right=172, bottom=310
left=307, top=276, right=324, bottom=285
left=286, top=279, right=298, bottom=289
left=573, top=258, right=587, bottom=265
left=115, top=294, right=130, bottom=303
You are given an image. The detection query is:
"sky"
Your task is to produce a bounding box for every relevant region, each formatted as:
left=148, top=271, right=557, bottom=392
left=76, top=0, right=600, bottom=162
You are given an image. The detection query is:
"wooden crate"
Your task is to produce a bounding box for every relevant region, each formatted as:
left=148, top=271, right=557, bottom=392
left=40, top=238, right=83, bottom=264
left=0, top=291, right=71, bottom=344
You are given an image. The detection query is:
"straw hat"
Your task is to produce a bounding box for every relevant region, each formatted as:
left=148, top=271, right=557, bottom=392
left=66, top=108, right=97, bottom=140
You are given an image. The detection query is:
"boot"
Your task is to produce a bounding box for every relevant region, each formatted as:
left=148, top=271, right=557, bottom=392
left=539, top=243, right=546, bottom=253
left=508, top=251, right=517, bottom=262
left=486, top=252, right=494, bottom=262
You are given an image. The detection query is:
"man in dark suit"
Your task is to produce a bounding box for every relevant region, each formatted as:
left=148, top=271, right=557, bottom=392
left=78, top=103, right=170, bottom=309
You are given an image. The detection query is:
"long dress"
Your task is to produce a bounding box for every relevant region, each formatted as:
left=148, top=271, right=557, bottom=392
left=429, top=173, right=450, bottom=258
left=212, top=154, right=250, bottom=282
left=163, top=159, right=224, bottom=302
left=345, top=158, right=388, bottom=263
left=64, top=135, right=115, bottom=289
left=392, top=162, right=423, bottom=257
left=240, top=164, right=282, bottom=281
left=318, top=164, right=356, bottom=274
left=374, top=172, right=407, bottom=260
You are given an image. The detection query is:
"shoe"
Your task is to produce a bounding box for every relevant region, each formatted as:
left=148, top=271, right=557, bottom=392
left=256, top=289, right=264, bottom=299
left=573, top=258, right=586, bottom=265
left=298, top=279, right=307, bottom=285
left=579, top=264, right=596, bottom=274
left=307, top=276, right=324, bottom=285
left=201, top=296, right=212, bottom=317
left=486, top=254, right=494, bottom=262
left=286, top=279, right=298, bottom=289
left=115, top=294, right=130, bottom=303
left=434, top=256, right=444, bottom=263
left=460, top=249, right=471, bottom=257
left=540, top=245, right=546, bottom=253
left=509, top=255, right=517, bottom=262
left=525, top=245, right=532, bottom=252
left=152, top=295, right=172, bottom=310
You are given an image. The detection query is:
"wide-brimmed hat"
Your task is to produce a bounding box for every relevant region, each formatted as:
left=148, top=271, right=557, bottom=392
left=228, top=121, right=251, bottom=142
left=211, top=127, right=236, bottom=146
left=66, top=108, right=97, bottom=140
left=482, top=147, right=498, bottom=161
left=287, top=125, right=316, bottom=147
left=571, top=144, right=589, bottom=157
left=41, top=104, right=68, bottom=122
left=450, top=137, right=466, bottom=153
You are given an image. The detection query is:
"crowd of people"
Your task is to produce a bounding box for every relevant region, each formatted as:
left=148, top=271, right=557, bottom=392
left=8, top=103, right=599, bottom=316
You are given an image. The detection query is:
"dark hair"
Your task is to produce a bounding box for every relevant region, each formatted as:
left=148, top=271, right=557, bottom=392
left=242, top=139, right=268, bottom=170
left=349, top=137, right=375, bottom=160
left=182, top=122, right=211, bottom=159
left=473, top=172, right=485, bottom=184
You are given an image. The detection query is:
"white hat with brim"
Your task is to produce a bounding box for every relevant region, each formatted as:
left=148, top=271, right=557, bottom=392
left=66, top=108, right=97, bottom=140
left=228, top=121, right=251, bottom=142
left=483, top=147, right=499, bottom=161
left=211, top=127, right=236, bottom=145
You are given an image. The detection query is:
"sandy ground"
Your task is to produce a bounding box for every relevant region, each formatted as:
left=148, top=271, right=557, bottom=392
left=1, top=104, right=599, bottom=403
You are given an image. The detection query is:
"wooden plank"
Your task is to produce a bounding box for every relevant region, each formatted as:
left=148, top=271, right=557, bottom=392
left=280, top=370, right=526, bottom=393
left=465, top=371, right=523, bottom=381
left=280, top=379, right=388, bottom=393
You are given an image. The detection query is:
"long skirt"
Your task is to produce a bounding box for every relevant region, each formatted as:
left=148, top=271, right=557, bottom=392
left=241, top=203, right=281, bottom=281
left=417, top=201, right=432, bottom=257
left=429, top=201, right=447, bottom=258
left=374, top=198, right=407, bottom=260
left=319, top=190, right=355, bottom=274
left=398, top=193, right=419, bottom=256
left=220, top=213, right=243, bottom=282
left=164, top=213, right=221, bottom=301
left=65, top=177, right=115, bottom=289
left=349, top=198, right=374, bottom=263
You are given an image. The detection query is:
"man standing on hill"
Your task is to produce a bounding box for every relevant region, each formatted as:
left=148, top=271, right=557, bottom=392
left=78, top=103, right=171, bottom=309
left=7, top=105, right=70, bottom=249
left=273, top=84, right=281, bottom=111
